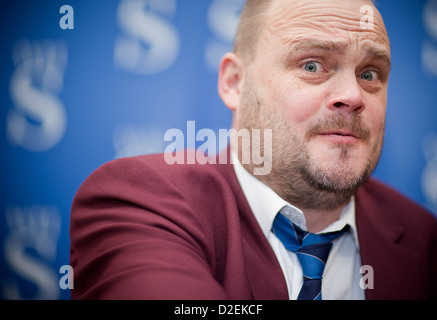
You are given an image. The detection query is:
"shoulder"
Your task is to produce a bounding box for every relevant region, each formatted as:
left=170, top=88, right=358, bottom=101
left=72, top=151, right=238, bottom=224
left=77, top=151, right=224, bottom=190
left=70, top=152, right=243, bottom=299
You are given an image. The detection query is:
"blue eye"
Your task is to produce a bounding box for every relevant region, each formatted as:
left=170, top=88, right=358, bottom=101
left=303, top=62, right=321, bottom=73
left=361, top=70, right=377, bottom=81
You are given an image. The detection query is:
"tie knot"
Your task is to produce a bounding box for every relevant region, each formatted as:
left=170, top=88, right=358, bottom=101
left=271, top=208, right=350, bottom=300
left=293, top=219, right=348, bottom=248
left=272, top=210, right=349, bottom=252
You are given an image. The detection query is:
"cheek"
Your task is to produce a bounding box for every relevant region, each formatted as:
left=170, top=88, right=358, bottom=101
left=267, top=80, right=323, bottom=131
left=365, top=100, right=387, bottom=137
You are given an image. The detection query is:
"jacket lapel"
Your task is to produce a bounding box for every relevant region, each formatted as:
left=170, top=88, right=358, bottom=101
left=215, top=149, right=289, bottom=300
left=355, top=182, right=422, bottom=299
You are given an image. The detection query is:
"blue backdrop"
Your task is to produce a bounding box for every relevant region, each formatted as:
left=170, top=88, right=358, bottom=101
left=1, top=0, right=436, bottom=300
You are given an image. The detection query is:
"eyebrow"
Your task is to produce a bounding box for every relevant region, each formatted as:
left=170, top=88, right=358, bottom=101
left=361, top=43, right=391, bottom=70
left=290, top=39, right=348, bottom=53
left=288, top=38, right=391, bottom=70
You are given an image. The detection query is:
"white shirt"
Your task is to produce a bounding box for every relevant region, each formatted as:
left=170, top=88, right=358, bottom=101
left=231, top=152, right=365, bottom=300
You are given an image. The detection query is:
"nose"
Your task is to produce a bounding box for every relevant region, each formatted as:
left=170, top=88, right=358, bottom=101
left=326, top=72, right=365, bottom=114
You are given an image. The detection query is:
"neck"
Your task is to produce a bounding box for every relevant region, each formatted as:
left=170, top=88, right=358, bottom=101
left=271, top=178, right=352, bottom=233
left=300, top=207, right=345, bottom=233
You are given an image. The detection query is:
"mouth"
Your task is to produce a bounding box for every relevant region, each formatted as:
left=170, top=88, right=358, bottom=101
left=317, top=131, right=361, bottom=143
left=319, top=131, right=360, bottom=139
left=306, top=116, right=371, bottom=144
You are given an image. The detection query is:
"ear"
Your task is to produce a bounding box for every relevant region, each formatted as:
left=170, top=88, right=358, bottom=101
left=218, top=52, right=245, bottom=112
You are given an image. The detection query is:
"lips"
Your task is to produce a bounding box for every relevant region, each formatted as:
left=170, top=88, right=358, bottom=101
left=315, top=131, right=363, bottom=145
left=319, top=131, right=360, bottom=139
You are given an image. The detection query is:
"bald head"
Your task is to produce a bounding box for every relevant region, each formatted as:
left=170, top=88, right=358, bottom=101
left=233, top=0, right=381, bottom=65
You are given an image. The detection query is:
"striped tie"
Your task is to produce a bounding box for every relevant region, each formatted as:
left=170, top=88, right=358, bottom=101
left=272, top=207, right=349, bottom=300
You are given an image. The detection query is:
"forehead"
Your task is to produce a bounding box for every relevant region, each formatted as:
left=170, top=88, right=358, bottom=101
left=262, top=0, right=390, bottom=56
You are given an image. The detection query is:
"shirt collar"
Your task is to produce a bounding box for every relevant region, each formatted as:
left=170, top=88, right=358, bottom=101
left=231, top=151, right=360, bottom=250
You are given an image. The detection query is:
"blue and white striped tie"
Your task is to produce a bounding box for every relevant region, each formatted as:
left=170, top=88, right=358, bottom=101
left=272, top=207, right=349, bottom=300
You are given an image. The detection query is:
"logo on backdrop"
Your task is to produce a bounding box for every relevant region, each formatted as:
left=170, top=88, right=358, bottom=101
left=2, top=206, right=61, bottom=300
left=421, top=1, right=437, bottom=214
left=6, top=40, right=68, bottom=152
left=114, top=0, right=180, bottom=75
left=205, top=0, right=244, bottom=71
left=422, top=0, right=437, bottom=77
left=113, top=123, right=166, bottom=159
left=114, top=0, right=245, bottom=74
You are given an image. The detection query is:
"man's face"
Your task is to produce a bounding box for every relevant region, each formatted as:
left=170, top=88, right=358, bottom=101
left=236, top=0, right=391, bottom=208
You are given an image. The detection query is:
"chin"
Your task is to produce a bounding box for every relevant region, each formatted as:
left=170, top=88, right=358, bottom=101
left=304, top=151, right=371, bottom=190
left=315, top=160, right=372, bottom=191
left=312, top=142, right=368, bottom=164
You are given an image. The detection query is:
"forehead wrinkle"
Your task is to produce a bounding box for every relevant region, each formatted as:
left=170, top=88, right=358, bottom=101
left=266, top=2, right=363, bottom=33
left=263, top=0, right=390, bottom=50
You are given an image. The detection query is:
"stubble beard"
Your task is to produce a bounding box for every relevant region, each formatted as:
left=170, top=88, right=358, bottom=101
left=271, top=130, right=378, bottom=210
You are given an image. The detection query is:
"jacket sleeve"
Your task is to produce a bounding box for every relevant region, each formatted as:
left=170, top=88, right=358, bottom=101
left=70, top=156, right=228, bottom=300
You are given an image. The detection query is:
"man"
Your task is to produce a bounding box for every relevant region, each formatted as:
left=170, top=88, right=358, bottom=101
left=70, top=0, right=437, bottom=300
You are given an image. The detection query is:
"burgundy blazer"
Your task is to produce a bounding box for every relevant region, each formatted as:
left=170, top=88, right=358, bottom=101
left=70, top=150, right=437, bottom=300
